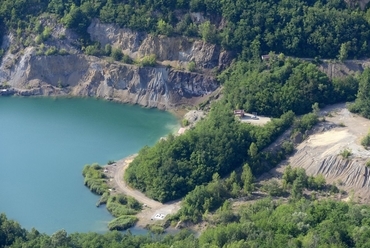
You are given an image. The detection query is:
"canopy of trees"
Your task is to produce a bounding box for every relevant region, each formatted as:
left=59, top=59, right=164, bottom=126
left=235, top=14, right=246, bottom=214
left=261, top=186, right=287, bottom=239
left=1, top=0, right=370, bottom=59
left=3, top=197, right=370, bottom=247
left=125, top=57, right=358, bottom=202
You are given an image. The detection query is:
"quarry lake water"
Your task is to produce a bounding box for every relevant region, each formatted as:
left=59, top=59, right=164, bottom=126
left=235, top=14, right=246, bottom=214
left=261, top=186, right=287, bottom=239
left=0, top=96, right=179, bottom=234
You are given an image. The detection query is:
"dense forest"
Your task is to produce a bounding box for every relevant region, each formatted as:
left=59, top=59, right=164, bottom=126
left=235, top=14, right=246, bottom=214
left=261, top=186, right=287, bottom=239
left=3, top=196, right=370, bottom=247
left=125, top=56, right=359, bottom=202
left=1, top=0, right=370, bottom=59
left=3, top=0, right=370, bottom=246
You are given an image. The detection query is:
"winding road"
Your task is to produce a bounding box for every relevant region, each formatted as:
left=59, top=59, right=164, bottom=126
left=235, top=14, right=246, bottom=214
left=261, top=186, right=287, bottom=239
left=107, top=155, right=181, bottom=226
left=113, top=156, right=163, bottom=209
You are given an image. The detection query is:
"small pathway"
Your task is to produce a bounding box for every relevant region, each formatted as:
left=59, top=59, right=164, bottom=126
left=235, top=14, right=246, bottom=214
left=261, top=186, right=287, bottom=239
left=105, top=155, right=181, bottom=226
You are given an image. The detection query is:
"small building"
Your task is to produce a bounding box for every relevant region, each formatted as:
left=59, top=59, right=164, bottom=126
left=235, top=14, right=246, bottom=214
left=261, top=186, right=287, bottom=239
left=234, top=109, right=245, bottom=117
left=261, top=55, right=270, bottom=61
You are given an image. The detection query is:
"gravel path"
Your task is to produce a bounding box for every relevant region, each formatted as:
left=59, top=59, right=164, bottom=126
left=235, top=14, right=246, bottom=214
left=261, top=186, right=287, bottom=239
left=105, top=155, right=181, bottom=226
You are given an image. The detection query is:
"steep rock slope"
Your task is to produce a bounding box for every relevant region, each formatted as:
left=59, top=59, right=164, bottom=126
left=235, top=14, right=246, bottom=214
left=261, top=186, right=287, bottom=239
left=267, top=104, right=370, bottom=202
left=0, top=47, right=217, bottom=109
left=87, top=20, right=233, bottom=70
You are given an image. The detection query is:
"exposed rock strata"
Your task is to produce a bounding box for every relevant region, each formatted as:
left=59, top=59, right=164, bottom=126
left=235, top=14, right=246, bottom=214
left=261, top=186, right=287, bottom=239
left=87, top=20, right=233, bottom=70
left=0, top=48, right=218, bottom=109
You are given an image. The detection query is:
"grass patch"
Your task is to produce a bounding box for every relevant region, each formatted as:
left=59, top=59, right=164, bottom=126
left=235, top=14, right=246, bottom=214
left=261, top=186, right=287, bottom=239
left=108, top=215, right=138, bottom=231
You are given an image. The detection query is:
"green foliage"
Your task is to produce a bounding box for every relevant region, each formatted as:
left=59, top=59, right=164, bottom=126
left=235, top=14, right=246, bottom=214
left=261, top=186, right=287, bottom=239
left=122, top=54, right=133, bottom=64
left=219, top=59, right=334, bottom=117
left=282, top=165, right=326, bottom=199
left=182, top=118, right=189, bottom=127
left=82, top=163, right=108, bottom=195
left=4, top=197, right=370, bottom=247
left=366, top=161, right=370, bottom=167
left=84, top=43, right=102, bottom=56
left=198, top=21, right=217, bottom=43
left=157, top=19, right=173, bottom=36
left=293, top=112, right=319, bottom=133
left=349, top=68, right=370, bottom=118
left=339, top=149, right=352, bottom=159
left=106, top=194, right=142, bottom=217
left=107, top=215, right=138, bottom=231
left=147, top=225, right=165, bottom=234
left=187, top=61, right=196, bottom=72
left=262, top=179, right=285, bottom=197
left=44, top=46, right=58, bottom=56
left=111, top=48, right=123, bottom=61
left=1, top=0, right=370, bottom=61
left=241, top=163, right=254, bottom=195
left=139, top=54, right=157, bottom=67
left=361, top=132, right=370, bottom=148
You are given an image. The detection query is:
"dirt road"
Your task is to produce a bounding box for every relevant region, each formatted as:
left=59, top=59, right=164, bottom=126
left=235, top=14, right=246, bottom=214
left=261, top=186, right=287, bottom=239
left=105, top=155, right=181, bottom=226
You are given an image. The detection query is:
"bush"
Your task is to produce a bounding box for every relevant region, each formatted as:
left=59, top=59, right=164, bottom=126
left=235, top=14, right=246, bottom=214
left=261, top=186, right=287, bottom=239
left=262, top=179, right=284, bottom=196
left=188, top=61, right=196, bottom=72
left=339, top=149, right=352, bottom=159
left=140, top=54, right=156, bottom=67
left=122, top=54, right=133, bottom=64
left=106, top=194, right=142, bottom=217
left=45, top=46, right=58, bottom=56
left=361, top=133, right=370, bottom=148
left=182, top=118, right=189, bottom=127
left=147, top=224, right=165, bottom=234
left=111, top=48, right=123, bottom=61
left=108, top=215, right=138, bottom=231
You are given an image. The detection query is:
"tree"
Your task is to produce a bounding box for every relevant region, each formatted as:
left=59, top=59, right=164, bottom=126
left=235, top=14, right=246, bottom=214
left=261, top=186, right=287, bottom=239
left=338, top=42, right=349, bottom=61
left=349, top=68, right=370, bottom=118
left=248, top=142, right=258, bottom=159
left=198, top=21, right=217, bottom=43
left=241, top=163, right=253, bottom=195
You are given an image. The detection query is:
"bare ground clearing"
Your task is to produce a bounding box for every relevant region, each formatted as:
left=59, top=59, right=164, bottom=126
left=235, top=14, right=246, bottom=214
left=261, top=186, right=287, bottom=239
left=103, top=155, right=181, bottom=227
left=260, top=103, right=370, bottom=203
left=240, top=113, right=271, bottom=125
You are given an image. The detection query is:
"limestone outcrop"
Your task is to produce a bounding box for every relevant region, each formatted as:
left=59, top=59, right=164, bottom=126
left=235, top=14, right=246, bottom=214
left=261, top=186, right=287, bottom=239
left=0, top=47, right=218, bottom=109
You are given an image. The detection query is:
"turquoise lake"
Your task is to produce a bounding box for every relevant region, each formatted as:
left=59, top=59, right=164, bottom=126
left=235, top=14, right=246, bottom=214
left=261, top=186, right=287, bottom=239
left=0, top=97, right=179, bottom=234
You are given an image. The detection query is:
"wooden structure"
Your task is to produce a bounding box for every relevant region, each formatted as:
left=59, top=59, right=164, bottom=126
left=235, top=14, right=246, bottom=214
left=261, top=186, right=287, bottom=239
left=234, top=109, right=245, bottom=117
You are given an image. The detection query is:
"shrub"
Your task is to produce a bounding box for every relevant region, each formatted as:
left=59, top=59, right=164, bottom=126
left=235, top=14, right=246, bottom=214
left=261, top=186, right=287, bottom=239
left=366, top=161, right=370, bottom=167
left=111, top=48, right=123, bottom=61
left=262, top=179, right=284, bottom=196
left=122, top=54, right=133, bottom=64
left=147, top=224, right=165, bottom=234
left=58, top=49, right=69, bottom=56
left=339, top=149, right=352, bottom=159
left=106, top=194, right=141, bottom=217
left=361, top=133, right=370, bottom=148
left=108, top=215, right=138, bottom=231
left=140, top=54, right=156, bottom=67
left=188, top=61, right=196, bottom=72
left=182, top=118, right=189, bottom=127
left=45, top=46, right=58, bottom=56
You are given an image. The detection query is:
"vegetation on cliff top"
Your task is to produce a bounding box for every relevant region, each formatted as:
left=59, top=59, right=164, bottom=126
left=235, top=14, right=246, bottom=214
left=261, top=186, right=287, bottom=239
left=1, top=0, right=370, bottom=60
left=2, top=0, right=370, bottom=246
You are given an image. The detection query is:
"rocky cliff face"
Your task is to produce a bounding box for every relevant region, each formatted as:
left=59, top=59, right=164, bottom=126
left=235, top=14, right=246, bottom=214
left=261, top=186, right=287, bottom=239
left=0, top=17, right=226, bottom=110
left=0, top=47, right=218, bottom=109
left=87, top=20, right=233, bottom=70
